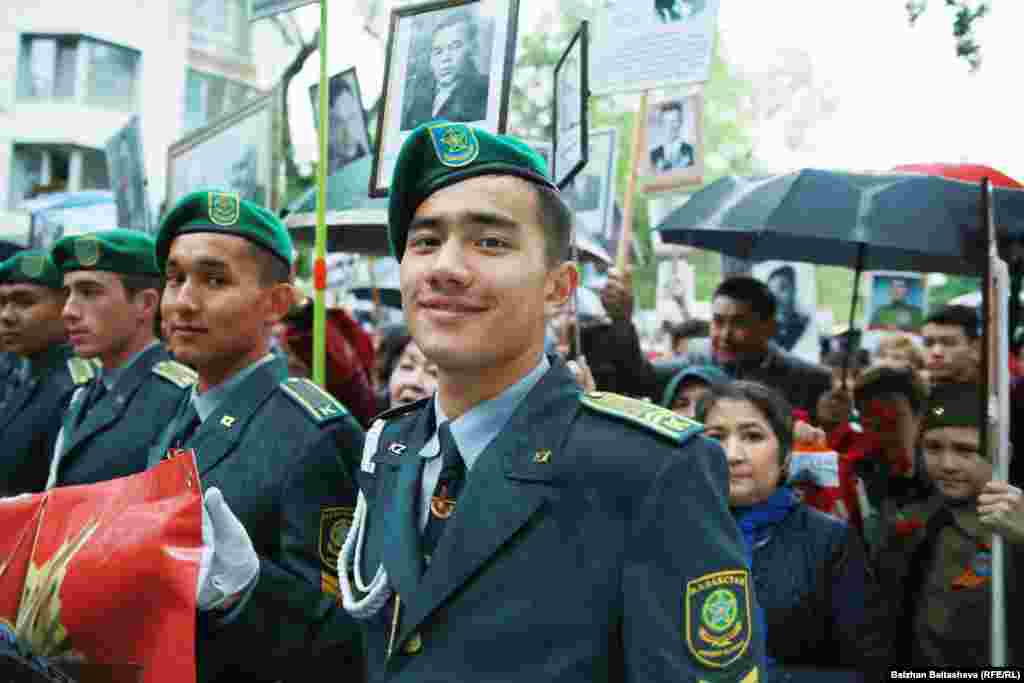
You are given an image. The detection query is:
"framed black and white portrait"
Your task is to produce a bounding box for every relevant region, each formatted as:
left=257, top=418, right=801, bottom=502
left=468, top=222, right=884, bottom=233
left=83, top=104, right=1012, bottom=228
left=552, top=21, right=588, bottom=189
left=640, top=92, right=703, bottom=193
left=167, top=88, right=282, bottom=212
left=105, top=115, right=152, bottom=233
left=370, top=0, right=520, bottom=196
left=562, top=127, right=618, bottom=252
left=310, top=67, right=371, bottom=175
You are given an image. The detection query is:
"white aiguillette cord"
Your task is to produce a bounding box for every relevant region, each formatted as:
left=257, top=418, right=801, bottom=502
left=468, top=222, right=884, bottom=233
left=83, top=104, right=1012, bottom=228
left=338, top=420, right=393, bottom=619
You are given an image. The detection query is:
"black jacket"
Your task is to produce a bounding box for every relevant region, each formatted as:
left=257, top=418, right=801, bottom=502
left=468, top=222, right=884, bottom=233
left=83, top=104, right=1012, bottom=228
left=751, top=504, right=891, bottom=674
left=400, top=69, right=489, bottom=131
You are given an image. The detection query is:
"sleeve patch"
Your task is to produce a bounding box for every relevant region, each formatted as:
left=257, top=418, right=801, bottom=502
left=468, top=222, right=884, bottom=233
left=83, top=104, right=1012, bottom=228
left=67, top=357, right=95, bottom=385
left=685, top=570, right=753, bottom=670
left=580, top=391, right=702, bottom=444
left=280, top=377, right=349, bottom=424
left=152, top=360, right=198, bottom=389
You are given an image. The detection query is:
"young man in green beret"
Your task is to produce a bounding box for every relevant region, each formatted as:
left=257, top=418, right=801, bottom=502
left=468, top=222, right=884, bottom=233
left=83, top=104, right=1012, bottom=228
left=876, top=382, right=1023, bottom=665
left=0, top=250, right=93, bottom=495
left=337, top=122, right=763, bottom=682
left=151, top=190, right=363, bottom=683
left=46, top=229, right=196, bottom=488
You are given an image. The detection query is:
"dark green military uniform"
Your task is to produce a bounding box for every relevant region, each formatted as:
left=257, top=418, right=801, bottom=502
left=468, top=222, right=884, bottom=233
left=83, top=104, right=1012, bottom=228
left=152, top=190, right=364, bottom=683
left=48, top=230, right=197, bottom=488
left=0, top=251, right=93, bottom=495
left=869, top=300, right=924, bottom=332
left=0, top=351, right=27, bottom=414
left=342, top=123, right=764, bottom=682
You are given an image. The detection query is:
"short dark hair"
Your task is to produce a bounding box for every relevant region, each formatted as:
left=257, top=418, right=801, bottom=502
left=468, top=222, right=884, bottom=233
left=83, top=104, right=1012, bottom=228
left=924, top=304, right=980, bottom=340
left=660, top=101, right=683, bottom=117
left=854, top=365, right=929, bottom=416
left=248, top=242, right=292, bottom=286
left=669, top=319, right=710, bottom=344
left=120, top=273, right=161, bottom=299
left=535, top=183, right=572, bottom=267
left=768, top=264, right=796, bottom=285
left=713, top=276, right=776, bottom=321
left=433, top=10, right=478, bottom=49
left=696, top=380, right=794, bottom=466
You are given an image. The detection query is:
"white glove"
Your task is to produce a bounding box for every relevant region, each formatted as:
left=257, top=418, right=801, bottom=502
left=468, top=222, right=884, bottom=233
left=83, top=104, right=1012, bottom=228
left=197, top=487, right=260, bottom=611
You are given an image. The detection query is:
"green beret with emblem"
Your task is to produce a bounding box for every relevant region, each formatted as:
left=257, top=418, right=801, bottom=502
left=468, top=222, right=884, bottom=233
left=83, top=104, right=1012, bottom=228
left=155, top=190, right=294, bottom=273
left=51, top=229, right=159, bottom=277
left=0, top=250, right=63, bottom=289
left=387, top=121, right=557, bottom=262
left=923, top=382, right=982, bottom=434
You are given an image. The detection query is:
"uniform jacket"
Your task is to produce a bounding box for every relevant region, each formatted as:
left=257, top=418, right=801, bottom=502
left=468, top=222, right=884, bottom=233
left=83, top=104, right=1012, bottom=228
left=54, top=344, right=195, bottom=487
left=400, top=70, right=489, bottom=131
left=748, top=503, right=891, bottom=674
left=875, top=496, right=1022, bottom=666
left=0, top=344, right=92, bottom=495
left=355, top=357, right=764, bottom=682
left=147, top=356, right=364, bottom=683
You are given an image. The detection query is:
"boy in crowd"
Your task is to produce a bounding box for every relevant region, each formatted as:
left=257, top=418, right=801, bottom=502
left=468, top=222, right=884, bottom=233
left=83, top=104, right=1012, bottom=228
left=876, top=382, right=1022, bottom=665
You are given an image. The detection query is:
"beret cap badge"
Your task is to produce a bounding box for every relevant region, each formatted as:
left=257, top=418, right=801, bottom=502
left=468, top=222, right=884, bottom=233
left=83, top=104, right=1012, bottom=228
left=208, top=191, right=240, bottom=227
left=20, top=254, right=46, bottom=278
left=74, top=236, right=101, bottom=268
left=430, top=123, right=479, bottom=168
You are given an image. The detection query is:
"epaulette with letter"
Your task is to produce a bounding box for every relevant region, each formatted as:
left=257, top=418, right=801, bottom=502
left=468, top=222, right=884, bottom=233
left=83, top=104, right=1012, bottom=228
left=152, top=360, right=197, bottom=389
left=67, top=357, right=95, bottom=385
left=280, top=377, right=349, bottom=424
left=579, top=391, right=702, bottom=445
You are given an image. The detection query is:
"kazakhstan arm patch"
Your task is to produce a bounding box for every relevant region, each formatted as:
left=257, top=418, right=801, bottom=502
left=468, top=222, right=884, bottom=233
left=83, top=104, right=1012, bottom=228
left=579, top=391, right=702, bottom=445
left=152, top=360, right=198, bottom=389
left=280, top=377, right=349, bottom=425
left=685, top=570, right=753, bottom=670
left=320, top=506, right=354, bottom=597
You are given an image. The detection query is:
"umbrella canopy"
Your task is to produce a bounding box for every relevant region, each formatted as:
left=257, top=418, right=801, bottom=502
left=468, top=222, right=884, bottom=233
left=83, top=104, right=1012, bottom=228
left=892, top=163, right=1023, bottom=189
left=655, top=169, right=1024, bottom=276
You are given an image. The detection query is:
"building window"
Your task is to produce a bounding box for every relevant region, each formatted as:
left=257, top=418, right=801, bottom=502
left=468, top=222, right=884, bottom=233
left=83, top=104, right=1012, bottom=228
left=184, top=68, right=260, bottom=132
left=190, top=0, right=249, bottom=57
left=8, top=145, right=109, bottom=209
left=16, top=34, right=139, bottom=109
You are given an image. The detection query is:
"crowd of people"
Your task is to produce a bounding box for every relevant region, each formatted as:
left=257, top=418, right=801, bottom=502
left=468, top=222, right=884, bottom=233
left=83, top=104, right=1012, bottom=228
left=0, top=121, right=1021, bottom=682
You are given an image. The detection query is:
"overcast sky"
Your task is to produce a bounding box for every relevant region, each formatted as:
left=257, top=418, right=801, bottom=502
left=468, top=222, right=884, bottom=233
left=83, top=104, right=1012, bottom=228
left=286, top=0, right=1024, bottom=182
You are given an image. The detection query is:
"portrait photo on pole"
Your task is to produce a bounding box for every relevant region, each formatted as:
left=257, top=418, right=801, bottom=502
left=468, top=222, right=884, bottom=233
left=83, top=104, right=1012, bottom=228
left=865, top=270, right=926, bottom=333
left=552, top=21, right=588, bottom=190
left=166, top=88, right=282, bottom=212
left=561, top=127, right=619, bottom=258
left=370, top=0, right=519, bottom=196
left=310, top=67, right=372, bottom=176
left=751, top=260, right=820, bottom=362
left=590, top=0, right=719, bottom=95
left=105, top=115, right=152, bottom=233
left=640, top=92, right=704, bottom=193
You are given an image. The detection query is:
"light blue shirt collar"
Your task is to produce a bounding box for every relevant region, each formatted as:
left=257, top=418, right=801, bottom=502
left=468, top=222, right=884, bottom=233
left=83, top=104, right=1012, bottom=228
left=101, top=340, right=159, bottom=391
left=420, top=354, right=550, bottom=470
left=191, top=354, right=275, bottom=422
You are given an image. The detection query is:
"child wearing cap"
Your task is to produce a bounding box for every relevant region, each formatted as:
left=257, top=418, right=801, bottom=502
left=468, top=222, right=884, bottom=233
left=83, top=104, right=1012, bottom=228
left=875, top=382, right=1023, bottom=665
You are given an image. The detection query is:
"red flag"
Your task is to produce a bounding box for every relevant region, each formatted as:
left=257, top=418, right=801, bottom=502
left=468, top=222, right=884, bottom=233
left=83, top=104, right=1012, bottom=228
left=0, top=453, right=202, bottom=682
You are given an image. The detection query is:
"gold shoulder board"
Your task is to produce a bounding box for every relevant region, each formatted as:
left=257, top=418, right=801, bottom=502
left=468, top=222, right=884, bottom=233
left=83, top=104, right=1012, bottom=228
left=579, top=391, right=703, bottom=445
left=280, top=377, right=348, bottom=424
left=152, top=360, right=198, bottom=389
left=67, top=357, right=95, bottom=385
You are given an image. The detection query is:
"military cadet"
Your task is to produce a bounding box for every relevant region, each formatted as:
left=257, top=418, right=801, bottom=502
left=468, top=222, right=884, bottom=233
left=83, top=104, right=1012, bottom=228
left=876, top=382, right=1023, bottom=665
left=150, top=190, right=363, bottom=682
left=0, top=250, right=93, bottom=495
left=45, top=229, right=196, bottom=488
left=336, top=122, right=764, bottom=682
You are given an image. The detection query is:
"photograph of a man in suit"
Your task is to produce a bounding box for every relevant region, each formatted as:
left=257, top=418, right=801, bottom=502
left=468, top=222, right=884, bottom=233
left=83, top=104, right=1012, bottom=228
left=649, top=100, right=694, bottom=173
left=400, top=9, right=490, bottom=131
left=766, top=264, right=809, bottom=352
left=327, top=77, right=369, bottom=173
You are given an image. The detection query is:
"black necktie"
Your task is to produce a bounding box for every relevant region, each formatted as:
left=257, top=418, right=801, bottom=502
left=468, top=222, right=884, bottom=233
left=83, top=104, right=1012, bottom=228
left=170, top=403, right=201, bottom=450
left=75, top=379, right=107, bottom=428
left=421, top=422, right=465, bottom=563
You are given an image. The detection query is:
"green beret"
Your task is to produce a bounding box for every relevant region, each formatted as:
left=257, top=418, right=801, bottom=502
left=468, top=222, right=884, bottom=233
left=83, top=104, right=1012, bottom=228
left=388, top=121, right=556, bottom=261
left=0, top=250, right=63, bottom=289
left=155, top=190, right=294, bottom=272
left=52, top=229, right=159, bottom=277
left=923, top=382, right=982, bottom=434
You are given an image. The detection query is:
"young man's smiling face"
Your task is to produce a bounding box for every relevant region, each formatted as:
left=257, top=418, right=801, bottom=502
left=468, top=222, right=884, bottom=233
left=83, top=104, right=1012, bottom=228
left=400, top=175, right=573, bottom=384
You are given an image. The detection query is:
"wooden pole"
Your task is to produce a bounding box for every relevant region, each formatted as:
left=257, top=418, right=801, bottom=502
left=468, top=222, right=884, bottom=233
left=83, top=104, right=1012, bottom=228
left=312, top=0, right=328, bottom=388
left=616, top=90, right=649, bottom=272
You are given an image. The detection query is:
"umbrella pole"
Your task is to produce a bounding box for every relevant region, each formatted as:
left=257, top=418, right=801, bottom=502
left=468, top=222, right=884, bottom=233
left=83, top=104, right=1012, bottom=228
left=841, top=242, right=866, bottom=390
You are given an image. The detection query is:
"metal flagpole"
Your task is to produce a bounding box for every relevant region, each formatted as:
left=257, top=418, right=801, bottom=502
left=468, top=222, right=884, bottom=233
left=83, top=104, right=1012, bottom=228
left=312, top=0, right=329, bottom=388
left=982, top=178, right=1010, bottom=666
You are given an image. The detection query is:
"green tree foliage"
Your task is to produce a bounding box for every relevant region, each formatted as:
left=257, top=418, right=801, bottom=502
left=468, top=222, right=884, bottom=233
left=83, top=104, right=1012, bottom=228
left=906, top=0, right=990, bottom=71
